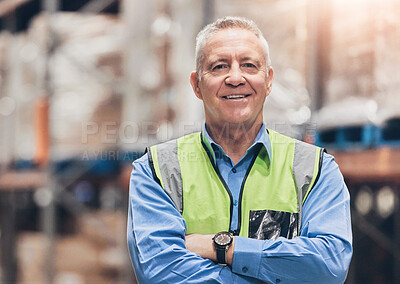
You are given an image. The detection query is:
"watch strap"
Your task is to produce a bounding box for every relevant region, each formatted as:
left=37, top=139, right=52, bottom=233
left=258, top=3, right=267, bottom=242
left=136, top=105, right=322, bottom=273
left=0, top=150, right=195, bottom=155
left=216, top=245, right=227, bottom=264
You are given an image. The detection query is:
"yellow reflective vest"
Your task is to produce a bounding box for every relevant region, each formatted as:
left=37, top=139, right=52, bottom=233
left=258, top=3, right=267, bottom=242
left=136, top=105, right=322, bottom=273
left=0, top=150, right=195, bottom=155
left=147, top=129, right=324, bottom=240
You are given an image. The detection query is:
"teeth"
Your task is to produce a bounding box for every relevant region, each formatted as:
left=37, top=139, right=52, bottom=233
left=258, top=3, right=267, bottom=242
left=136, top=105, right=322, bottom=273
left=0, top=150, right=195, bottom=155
left=224, top=95, right=247, bottom=99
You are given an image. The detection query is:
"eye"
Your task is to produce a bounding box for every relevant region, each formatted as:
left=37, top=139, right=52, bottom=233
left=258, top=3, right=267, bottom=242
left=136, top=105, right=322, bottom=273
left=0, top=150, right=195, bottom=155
left=212, top=64, right=228, bottom=71
left=242, top=63, right=256, bottom=68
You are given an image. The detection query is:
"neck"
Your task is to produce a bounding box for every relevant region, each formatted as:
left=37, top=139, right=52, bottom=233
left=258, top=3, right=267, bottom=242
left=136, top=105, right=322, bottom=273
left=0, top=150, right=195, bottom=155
left=206, top=121, right=262, bottom=164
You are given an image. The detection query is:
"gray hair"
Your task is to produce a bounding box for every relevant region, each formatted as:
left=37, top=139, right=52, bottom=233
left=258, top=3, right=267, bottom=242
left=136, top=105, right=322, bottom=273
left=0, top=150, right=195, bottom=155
left=195, top=16, right=271, bottom=79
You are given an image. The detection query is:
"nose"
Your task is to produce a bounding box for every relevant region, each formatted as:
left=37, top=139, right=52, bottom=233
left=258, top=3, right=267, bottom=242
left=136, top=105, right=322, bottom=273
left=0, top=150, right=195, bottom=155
left=225, top=64, right=245, bottom=87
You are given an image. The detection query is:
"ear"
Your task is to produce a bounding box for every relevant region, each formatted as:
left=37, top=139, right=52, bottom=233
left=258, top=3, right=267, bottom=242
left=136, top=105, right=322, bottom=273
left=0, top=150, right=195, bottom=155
left=266, top=67, right=274, bottom=95
left=190, top=71, right=203, bottom=100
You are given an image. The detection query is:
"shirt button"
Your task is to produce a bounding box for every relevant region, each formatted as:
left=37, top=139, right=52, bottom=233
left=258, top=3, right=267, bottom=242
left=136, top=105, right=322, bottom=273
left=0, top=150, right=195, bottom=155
left=234, top=200, right=238, bottom=206
left=276, top=279, right=281, bottom=283
left=242, top=266, right=248, bottom=273
left=232, top=168, right=237, bottom=173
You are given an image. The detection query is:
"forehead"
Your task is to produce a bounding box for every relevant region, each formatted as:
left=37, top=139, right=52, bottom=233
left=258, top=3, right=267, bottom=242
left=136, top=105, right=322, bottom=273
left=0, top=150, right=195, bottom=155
left=203, top=28, right=265, bottom=62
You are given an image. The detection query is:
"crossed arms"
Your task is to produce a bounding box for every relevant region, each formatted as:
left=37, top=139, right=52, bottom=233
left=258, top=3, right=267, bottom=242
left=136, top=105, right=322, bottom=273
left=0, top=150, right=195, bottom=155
left=127, top=153, right=352, bottom=284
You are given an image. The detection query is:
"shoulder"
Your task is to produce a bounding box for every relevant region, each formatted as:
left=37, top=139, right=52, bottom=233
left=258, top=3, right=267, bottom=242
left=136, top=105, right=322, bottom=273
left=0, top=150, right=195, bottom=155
left=130, top=153, right=153, bottom=179
left=268, top=129, right=322, bottom=151
left=134, top=152, right=149, bottom=164
left=320, top=152, right=342, bottom=175
left=148, top=132, right=201, bottom=149
left=132, top=152, right=149, bottom=167
left=312, top=151, right=348, bottom=200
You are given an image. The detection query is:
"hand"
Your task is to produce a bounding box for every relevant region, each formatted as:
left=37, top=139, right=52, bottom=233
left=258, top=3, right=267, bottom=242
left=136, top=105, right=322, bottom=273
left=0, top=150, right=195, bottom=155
left=185, top=234, right=235, bottom=265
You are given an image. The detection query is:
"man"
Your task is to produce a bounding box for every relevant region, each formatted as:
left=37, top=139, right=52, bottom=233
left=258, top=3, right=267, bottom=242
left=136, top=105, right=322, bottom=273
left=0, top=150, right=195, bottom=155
left=127, top=16, right=352, bottom=283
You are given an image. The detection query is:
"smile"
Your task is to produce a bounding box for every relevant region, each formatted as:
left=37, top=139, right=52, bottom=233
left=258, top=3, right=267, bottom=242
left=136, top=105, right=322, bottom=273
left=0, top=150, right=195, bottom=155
left=222, top=94, right=251, bottom=99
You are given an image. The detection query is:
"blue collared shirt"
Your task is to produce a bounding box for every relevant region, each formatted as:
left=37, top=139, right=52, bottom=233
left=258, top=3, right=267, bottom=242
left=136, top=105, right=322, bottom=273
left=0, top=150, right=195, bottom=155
left=127, top=124, right=353, bottom=284
left=202, top=124, right=272, bottom=233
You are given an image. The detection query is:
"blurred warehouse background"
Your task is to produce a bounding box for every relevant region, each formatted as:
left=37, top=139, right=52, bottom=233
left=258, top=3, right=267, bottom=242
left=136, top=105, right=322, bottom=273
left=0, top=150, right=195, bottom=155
left=0, top=0, right=399, bottom=283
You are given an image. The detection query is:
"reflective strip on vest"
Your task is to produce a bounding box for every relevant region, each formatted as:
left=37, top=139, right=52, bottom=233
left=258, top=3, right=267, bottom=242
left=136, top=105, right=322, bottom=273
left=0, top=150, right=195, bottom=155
left=148, top=130, right=323, bottom=238
left=293, top=139, right=324, bottom=228
left=148, top=140, right=183, bottom=214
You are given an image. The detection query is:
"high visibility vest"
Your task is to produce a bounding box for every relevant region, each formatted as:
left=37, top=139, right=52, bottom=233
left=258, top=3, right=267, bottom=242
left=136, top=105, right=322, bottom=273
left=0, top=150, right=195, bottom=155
left=147, top=129, right=324, bottom=240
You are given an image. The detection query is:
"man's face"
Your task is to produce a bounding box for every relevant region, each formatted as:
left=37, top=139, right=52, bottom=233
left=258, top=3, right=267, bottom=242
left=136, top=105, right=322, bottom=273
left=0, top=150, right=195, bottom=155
left=190, top=28, right=273, bottom=128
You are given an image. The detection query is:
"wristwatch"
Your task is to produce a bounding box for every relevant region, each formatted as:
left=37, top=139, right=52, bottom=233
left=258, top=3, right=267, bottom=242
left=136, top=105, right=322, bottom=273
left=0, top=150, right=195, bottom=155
left=213, top=231, right=233, bottom=264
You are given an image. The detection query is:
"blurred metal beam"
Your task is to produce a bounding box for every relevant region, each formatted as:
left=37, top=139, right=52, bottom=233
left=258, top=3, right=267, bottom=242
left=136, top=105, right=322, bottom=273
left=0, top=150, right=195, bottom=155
left=0, top=170, right=46, bottom=283
left=307, top=0, right=332, bottom=111
left=41, top=0, right=59, bottom=14
left=202, top=0, right=214, bottom=27
left=0, top=191, right=17, bottom=283
left=39, top=2, right=59, bottom=283
left=80, top=0, right=118, bottom=14
left=395, top=189, right=400, bottom=284
left=120, top=0, right=156, bottom=149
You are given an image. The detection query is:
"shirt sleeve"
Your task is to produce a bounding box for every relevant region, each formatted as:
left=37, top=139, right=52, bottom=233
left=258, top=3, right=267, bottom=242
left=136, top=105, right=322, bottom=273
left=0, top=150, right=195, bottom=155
left=127, top=154, right=260, bottom=284
left=232, top=153, right=353, bottom=284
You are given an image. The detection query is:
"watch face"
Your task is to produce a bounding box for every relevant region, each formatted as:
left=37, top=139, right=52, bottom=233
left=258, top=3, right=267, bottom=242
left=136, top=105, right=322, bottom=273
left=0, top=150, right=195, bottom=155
left=214, top=232, right=232, bottom=246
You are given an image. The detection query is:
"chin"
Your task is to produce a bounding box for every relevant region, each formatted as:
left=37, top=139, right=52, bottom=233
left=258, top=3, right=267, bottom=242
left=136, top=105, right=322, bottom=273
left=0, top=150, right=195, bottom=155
left=225, top=112, right=252, bottom=123
left=223, top=117, right=252, bottom=125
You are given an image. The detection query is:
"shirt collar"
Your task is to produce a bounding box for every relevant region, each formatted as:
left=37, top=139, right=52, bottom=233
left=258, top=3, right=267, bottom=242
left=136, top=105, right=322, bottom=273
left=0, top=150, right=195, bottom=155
left=201, top=123, right=272, bottom=163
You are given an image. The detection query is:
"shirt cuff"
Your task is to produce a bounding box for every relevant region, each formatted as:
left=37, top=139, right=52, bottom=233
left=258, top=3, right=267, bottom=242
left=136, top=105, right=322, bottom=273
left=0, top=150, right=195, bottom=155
left=232, top=236, right=263, bottom=279
left=220, top=266, right=260, bottom=284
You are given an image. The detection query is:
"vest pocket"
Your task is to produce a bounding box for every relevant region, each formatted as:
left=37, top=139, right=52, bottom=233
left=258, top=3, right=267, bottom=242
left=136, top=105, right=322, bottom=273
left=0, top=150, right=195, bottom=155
left=248, top=210, right=298, bottom=240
